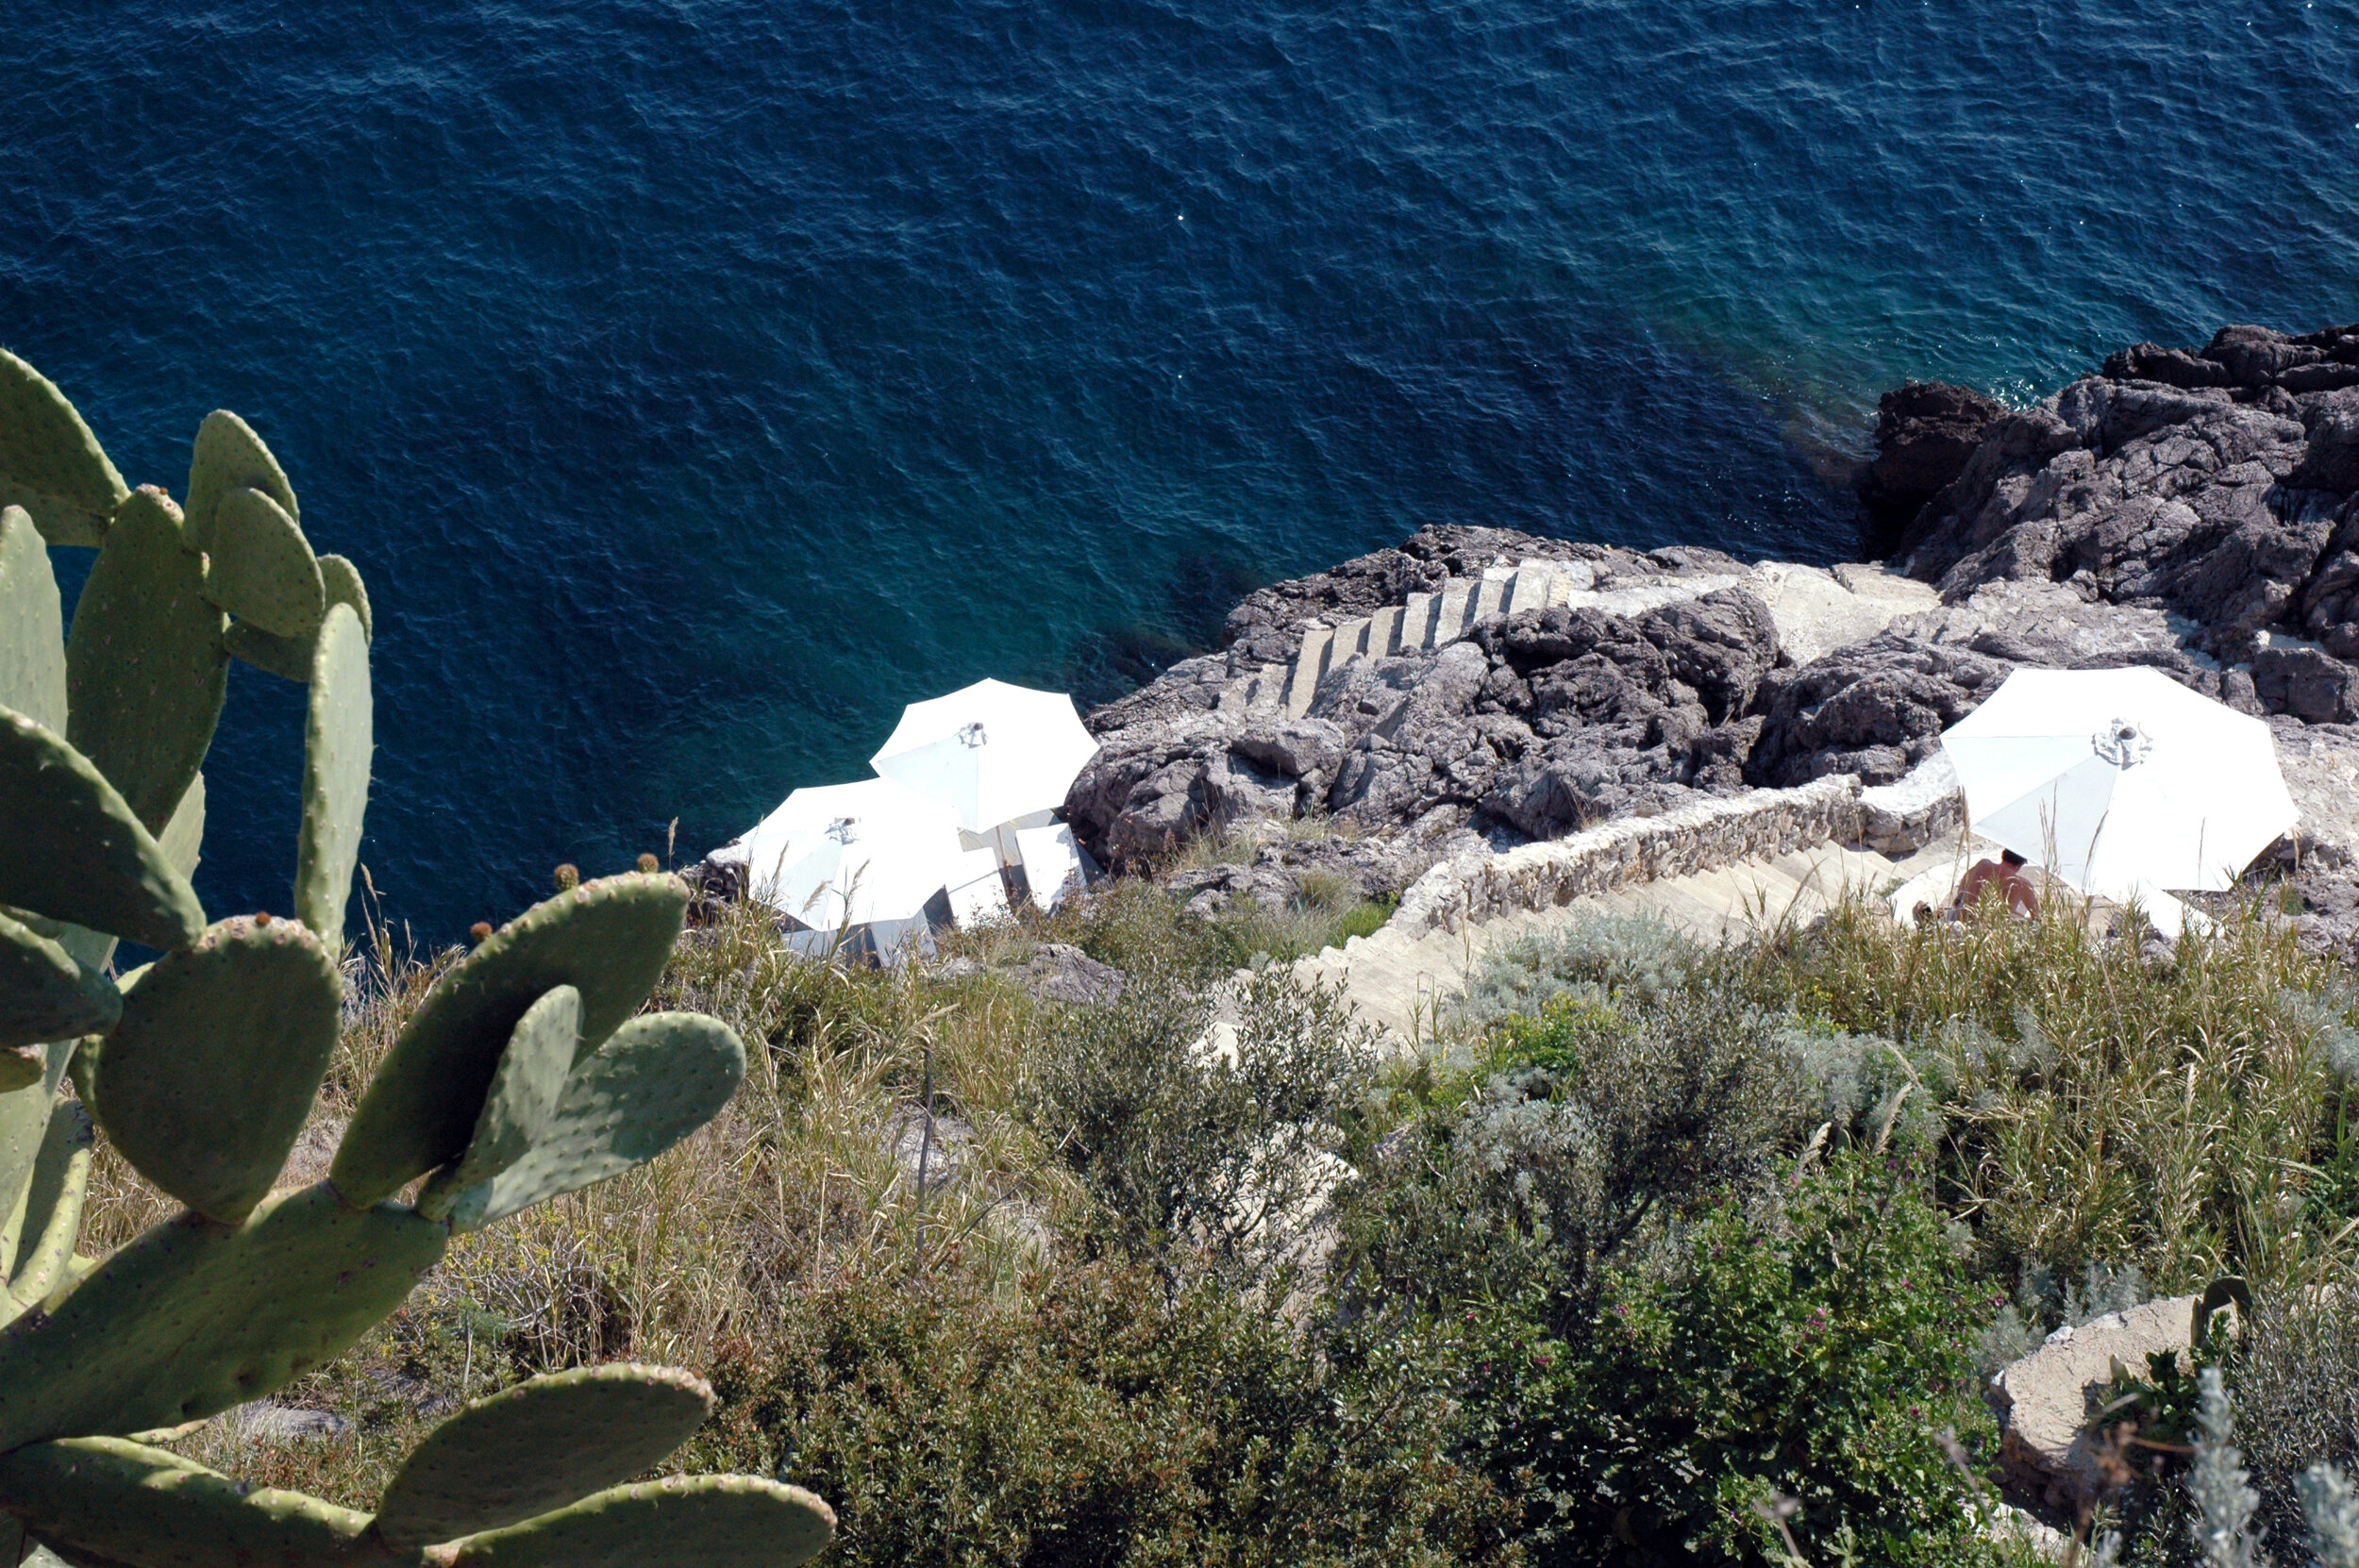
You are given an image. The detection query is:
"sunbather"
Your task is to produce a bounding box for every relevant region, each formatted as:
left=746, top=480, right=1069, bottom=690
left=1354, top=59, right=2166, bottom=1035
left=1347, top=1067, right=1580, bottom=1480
left=1952, top=849, right=2038, bottom=917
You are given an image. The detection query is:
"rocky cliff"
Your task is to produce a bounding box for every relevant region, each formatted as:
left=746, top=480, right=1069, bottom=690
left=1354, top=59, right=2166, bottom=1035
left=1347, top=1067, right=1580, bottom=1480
left=1064, top=319, right=2359, bottom=950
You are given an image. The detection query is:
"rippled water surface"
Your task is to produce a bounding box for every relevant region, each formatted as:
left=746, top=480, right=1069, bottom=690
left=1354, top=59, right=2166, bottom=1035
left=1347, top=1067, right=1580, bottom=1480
left=5, top=1, right=2354, bottom=938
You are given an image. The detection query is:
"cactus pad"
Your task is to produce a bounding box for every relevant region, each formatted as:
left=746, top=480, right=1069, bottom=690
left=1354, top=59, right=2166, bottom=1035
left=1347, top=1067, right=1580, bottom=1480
left=92, top=917, right=342, bottom=1225
left=293, top=605, right=370, bottom=958
left=0, top=1437, right=374, bottom=1568
left=0, top=1042, right=72, bottom=1243
left=2, top=1101, right=92, bottom=1320
left=318, top=553, right=372, bottom=641
left=445, top=1475, right=836, bottom=1568
left=449, top=1012, right=744, bottom=1232
left=62, top=488, right=228, bottom=833
left=331, top=873, right=689, bottom=1207
left=183, top=410, right=297, bottom=556
left=0, top=507, right=67, bottom=734
left=0, top=350, right=126, bottom=548
left=158, top=774, right=205, bottom=882
left=223, top=620, right=316, bottom=681
left=201, top=487, right=324, bottom=641
left=417, top=986, right=577, bottom=1223
left=373, top=1363, right=716, bottom=1545
left=0, top=1181, right=447, bottom=1451
left=0, top=707, right=205, bottom=951
left=0, top=909, right=121, bottom=1051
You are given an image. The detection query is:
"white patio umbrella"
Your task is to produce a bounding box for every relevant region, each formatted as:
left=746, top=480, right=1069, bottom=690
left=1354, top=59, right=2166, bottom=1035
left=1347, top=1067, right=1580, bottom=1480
left=714, top=778, right=965, bottom=954
left=870, top=678, right=1099, bottom=838
left=1938, top=666, right=2296, bottom=930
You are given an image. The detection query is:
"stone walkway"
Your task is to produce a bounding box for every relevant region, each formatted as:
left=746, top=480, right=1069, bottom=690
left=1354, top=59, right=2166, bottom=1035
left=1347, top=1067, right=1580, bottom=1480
left=1217, top=556, right=1940, bottom=721
left=1296, top=835, right=1991, bottom=1046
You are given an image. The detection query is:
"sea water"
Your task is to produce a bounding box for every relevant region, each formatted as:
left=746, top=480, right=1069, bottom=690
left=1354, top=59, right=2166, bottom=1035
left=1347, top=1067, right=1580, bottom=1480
left=4, top=0, right=2353, bottom=939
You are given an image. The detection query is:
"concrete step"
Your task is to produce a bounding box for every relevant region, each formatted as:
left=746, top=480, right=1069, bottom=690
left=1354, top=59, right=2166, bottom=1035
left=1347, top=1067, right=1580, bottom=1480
left=1434, top=579, right=1476, bottom=643
left=1402, top=591, right=1440, bottom=652
left=1467, top=573, right=1512, bottom=626
left=1282, top=623, right=1334, bottom=717
left=1546, top=559, right=1597, bottom=607
left=1272, top=560, right=1767, bottom=726
left=1503, top=559, right=1555, bottom=617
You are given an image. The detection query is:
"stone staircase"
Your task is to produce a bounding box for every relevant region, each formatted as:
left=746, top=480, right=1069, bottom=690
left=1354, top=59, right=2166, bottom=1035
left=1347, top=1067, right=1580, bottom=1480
left=1234, top=552, right=1957, bottom=1044
left=1296, top=838, right=1975, bottom=1046
left=1217, top=556, right=1935, bottom=721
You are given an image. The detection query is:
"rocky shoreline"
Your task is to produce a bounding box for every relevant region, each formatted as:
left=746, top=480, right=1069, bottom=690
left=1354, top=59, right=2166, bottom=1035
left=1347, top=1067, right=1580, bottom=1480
left=1062, top=318, right=2359, bottom=955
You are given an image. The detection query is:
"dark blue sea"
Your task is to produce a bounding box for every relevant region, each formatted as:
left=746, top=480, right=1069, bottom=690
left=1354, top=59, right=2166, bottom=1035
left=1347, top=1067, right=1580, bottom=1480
left=5, top=1, right=2355, bottom=942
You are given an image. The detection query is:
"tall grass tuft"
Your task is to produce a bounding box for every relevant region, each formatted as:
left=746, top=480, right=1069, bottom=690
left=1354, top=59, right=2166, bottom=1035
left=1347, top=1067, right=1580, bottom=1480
left=1723, top=895, right=2353, bottom=1293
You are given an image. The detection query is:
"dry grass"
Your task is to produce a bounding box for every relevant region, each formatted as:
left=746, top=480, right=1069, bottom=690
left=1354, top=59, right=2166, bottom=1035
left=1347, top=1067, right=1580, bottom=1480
left=418, top=896, right=1096, bottom=1375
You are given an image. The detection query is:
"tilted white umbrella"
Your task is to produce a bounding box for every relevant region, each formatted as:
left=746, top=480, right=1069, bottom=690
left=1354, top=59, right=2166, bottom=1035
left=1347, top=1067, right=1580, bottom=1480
left=715, top=777, right=965, bottom=941
left=1939, top=666, right=2296, bottom=928
left=870, top=678, right=1099, bottom=836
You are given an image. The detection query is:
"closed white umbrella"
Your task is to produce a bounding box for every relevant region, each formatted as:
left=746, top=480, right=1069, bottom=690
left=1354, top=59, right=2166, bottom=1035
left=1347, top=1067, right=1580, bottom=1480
left=1939, top=666, right=2296, bottom=928
left=871, top=678, right=1099, bottom=836
left=716, top=778, right=965, bottom=942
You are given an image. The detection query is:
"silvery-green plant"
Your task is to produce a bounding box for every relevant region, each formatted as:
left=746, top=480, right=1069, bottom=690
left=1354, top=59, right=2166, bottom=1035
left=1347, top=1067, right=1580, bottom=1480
left=2183, top=1366, right=2359, bottom=1568
left=0, top=352, right=832, bottom=1568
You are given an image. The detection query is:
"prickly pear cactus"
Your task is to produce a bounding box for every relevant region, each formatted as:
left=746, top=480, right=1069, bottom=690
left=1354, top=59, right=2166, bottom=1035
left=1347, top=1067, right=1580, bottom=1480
left=0, top=361, right=832, bottom=1568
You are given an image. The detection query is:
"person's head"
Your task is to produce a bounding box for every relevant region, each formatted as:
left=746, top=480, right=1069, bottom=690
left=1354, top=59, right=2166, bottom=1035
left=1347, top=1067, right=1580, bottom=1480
left=2000, top=849, right=2027, bottom=868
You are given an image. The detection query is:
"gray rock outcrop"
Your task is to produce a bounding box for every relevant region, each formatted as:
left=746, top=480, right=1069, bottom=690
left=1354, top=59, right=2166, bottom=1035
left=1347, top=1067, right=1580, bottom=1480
left=1859, top=379, right=2002, bottom=541
left=1065, top=527, right=1762, bottom=870
left=1747, top=578, right=2248, bottom=791
left=1986, top=1294, right=2201, bottom=1518
left=1894, top=322, right=2359, bottom=671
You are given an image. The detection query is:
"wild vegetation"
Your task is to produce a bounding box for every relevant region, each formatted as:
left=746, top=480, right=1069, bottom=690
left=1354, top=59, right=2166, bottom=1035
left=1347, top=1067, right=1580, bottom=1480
left=71, top=871, right=2359, bottom=1568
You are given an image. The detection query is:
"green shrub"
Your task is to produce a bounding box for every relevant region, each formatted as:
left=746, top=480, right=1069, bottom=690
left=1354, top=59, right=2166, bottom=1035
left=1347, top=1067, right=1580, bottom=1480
left=1024, top=966, right=1378, bottom=1283
left=1483, top=1147, right=2003, bottom=1567
left=1333, top=988, right=1802, bottom=1338
left=1331, top=893, right=1398, bottom=945
left=687, top=1261, right=1525, bottom=1568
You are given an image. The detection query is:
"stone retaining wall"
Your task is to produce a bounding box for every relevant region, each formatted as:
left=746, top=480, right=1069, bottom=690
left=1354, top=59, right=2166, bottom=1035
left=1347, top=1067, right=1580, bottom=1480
left=1392, top=774, right=1867, bottom=936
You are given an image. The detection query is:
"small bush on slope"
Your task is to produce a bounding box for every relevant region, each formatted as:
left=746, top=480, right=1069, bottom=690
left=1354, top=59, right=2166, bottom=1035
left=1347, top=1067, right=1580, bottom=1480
left=2223, top=1293, right=2359, bottom=1562
left=684, top=1260, right=1524, bottom=1568
left=1024, top=965, right=1380, bottom=1285
left=1476, top=1148, right=2003, bottom=1567
left=1331, top=990, right=1802, bottom=1334
left=1470, top=897, right=2359, bottom=1298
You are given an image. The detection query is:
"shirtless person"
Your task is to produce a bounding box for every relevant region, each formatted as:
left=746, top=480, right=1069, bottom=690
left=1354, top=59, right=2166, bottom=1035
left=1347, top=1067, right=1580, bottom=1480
left=1951, top=849, right=2038, bottom=917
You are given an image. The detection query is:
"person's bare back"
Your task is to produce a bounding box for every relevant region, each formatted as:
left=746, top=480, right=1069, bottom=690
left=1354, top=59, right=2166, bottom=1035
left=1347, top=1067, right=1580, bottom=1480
left=1953, top=850, right=2038, bottom=917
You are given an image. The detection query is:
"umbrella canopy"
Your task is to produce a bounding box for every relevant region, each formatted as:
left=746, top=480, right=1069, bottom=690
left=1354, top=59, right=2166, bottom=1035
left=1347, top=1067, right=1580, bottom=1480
left=720, top=778, right=965, bottom=930
left=1939, top=666, right=2296, bottom=898
left=871, top=678, right=1100, bottom=834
